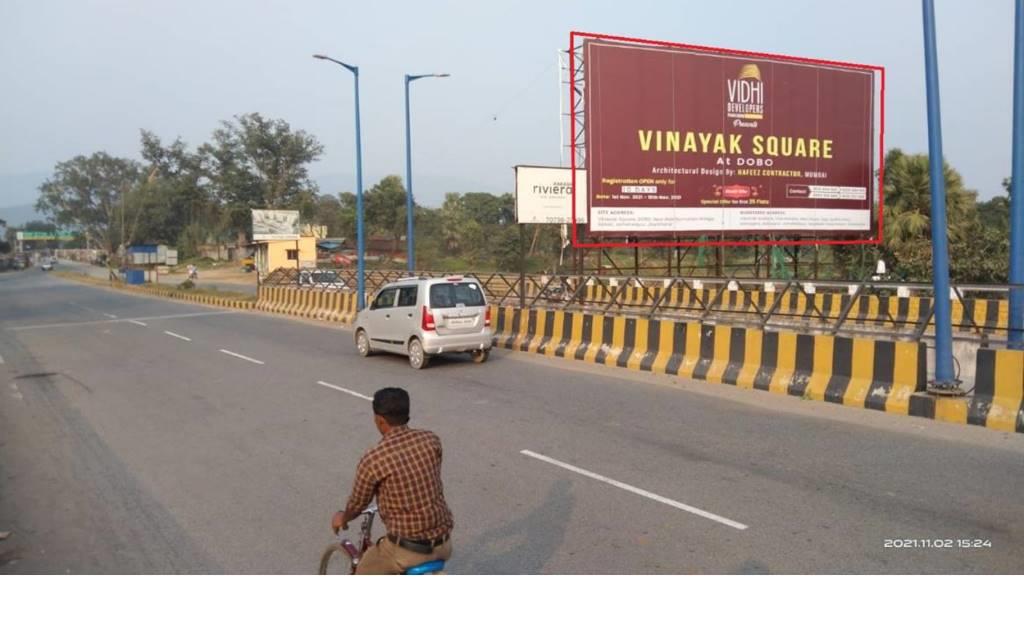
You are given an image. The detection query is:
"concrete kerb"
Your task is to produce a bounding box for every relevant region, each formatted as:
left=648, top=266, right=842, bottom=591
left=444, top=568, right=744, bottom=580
left=253, top=285, right=357, bottom=326
left=909, top=347, right=1024, bottom=433
left=492, top=304, right=932, bottom=422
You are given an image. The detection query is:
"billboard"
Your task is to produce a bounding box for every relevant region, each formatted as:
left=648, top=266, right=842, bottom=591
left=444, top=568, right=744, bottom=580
left=252, top=210, right=300, bottom=241
left=515, top=166, right=588, bottom=224
left=575, top=32, right=882, bottom=244
left=16, top=230, right=75, bottom=241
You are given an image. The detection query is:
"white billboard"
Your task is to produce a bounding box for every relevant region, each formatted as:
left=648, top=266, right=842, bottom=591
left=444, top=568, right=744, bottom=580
left=515, top=166, right=588, bottom=224
left=252, top=210, right=300, bottom=241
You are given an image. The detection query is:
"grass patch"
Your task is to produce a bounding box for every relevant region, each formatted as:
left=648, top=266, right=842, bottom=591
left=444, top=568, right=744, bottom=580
left=140, top=283, right=255, bottom=301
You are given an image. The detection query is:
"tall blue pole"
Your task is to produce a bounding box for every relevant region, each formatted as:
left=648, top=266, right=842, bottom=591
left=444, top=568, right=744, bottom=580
left=922, top=0, right=958, bottom=387
left=1010, top=0, right=1024, bottom=348
left=313, top=54, right=367, bottom=310
left=402, top=73, right=447, bottom=274
left=404, top=75, right=415, bottom=274
left=353, top=68, right=365, bottom=311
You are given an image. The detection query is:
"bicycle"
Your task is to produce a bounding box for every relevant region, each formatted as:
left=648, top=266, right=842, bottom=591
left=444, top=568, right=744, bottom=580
left=318, top=503, right=446, bottom=575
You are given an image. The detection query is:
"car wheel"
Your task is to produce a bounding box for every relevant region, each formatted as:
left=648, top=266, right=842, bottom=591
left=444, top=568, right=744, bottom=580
left=355, top=329, right=373, bottom=357
left=471, top=349, right=490, bottom=364
left=408, top=338, right=430, bottom=370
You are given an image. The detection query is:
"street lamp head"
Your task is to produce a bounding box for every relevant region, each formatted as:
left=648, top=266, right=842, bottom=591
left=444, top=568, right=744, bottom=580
left=408, top=73, right=451, bottom=82
left=314, top=54, right=357, bottom=74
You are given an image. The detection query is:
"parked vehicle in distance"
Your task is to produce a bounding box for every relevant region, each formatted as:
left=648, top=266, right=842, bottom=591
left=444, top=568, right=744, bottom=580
left=354, top=275, right=493, bottom=369
left=298, top=269, right=349, bottom=290
left=40, top=259, right=54, bottom=271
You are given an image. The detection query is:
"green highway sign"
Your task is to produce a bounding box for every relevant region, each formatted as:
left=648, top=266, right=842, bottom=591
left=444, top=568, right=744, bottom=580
left=15, top=230, right=75, bottom=241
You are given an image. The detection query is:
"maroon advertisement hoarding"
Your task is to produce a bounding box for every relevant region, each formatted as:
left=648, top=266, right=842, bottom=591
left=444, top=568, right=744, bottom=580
left=579, top=34, right=880, bottom=241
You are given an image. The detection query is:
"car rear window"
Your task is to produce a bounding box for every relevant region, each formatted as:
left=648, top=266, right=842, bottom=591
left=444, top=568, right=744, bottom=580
left=429, top=282, right=485, bottom=308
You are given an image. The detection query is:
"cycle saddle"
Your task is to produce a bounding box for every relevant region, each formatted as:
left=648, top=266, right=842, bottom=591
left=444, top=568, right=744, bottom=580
left=404, top=560, right=445, bottom=575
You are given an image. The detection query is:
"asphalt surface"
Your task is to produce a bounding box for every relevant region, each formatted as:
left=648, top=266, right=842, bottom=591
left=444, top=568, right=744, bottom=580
left=1, top=269, right=1023, bottom=574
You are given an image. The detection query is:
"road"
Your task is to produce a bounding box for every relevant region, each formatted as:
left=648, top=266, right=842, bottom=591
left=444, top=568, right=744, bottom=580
left=1, top=269, right=1022, bottom=574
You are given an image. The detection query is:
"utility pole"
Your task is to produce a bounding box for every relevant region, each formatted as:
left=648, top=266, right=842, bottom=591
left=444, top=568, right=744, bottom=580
left=921, top=0, right=960, bottom=391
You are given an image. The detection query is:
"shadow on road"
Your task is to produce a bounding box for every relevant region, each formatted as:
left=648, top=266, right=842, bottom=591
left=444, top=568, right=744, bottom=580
left=454, top=479, right=574, bottom=575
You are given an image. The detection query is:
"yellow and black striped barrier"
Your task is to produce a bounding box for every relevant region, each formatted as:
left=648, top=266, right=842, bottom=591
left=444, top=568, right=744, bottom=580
left=909, top=348, right=1024, bottom=433
left=492, top=305, right=927, bottom=416
left=255, top=286, right=357, bottom=324
left=581, top=285, right=1010, bottom=335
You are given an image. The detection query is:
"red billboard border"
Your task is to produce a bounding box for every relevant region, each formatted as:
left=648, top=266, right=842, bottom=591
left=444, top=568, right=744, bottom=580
left=569, top=30, right=886, bottom=250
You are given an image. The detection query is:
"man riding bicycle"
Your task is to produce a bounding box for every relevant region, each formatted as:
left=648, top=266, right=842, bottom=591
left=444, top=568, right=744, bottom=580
left=331, top=387, right=454, bottom=574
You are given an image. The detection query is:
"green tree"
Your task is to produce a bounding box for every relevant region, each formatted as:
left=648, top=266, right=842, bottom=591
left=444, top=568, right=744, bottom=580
left=363, top=175, right=408, bottom=250
left=35, top=152, right=143, bottom=263
left=977, top=177, right=1010, bottom=230
left=200, top=113, right=324, bottom=241
left=879, top=149, right=979, bottom=281
left=461, top=192, right=514, bottom=225
left=138, top=130, right=211, bottom=255
left=303, top=193, right=355, bottom=239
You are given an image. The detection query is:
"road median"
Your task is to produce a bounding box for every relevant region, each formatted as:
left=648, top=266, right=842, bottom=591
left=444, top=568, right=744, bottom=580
left=486, top=305, right=1024, bottom=434
left=55, top=270, right=256, bottom=310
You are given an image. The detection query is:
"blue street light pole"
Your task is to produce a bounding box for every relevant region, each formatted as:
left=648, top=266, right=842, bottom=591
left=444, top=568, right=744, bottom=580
left=404, top=72, right=449, bottom=274
left=921, top=0, right=958, bottom=388
left=1010, top=0, right=1024, bottom=348
left=314, top=54, right=366, bottom=310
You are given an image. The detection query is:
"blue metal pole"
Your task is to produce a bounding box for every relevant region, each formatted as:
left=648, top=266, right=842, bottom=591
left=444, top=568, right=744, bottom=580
left=353, top=68, right=366, bottom=311
left=922, top=0, right=957, bottom=386
left=404, top=75, right=415, bottom=274
left=1010, top=0, right=1024, bottom=348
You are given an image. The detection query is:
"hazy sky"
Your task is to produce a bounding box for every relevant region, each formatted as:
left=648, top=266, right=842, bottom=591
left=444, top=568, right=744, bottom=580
left=0, top=0, right=1016, bottom=223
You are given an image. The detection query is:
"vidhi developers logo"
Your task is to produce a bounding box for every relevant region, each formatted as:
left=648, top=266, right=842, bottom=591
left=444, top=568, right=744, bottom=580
left=726, top=64, right=764, bottom=126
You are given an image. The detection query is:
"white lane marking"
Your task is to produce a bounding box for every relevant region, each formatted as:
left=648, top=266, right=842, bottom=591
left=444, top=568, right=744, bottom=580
left=103, top=313, right=118, bottom=319
left=219, top=349, right=264, bottom=365
left=128, top=320, right=148, bottom=327
left=520, top=450, right=749, bottom=531
left=0, top=353, right=5, bottom=364
left=8, top=310, right=236, bottom=331
left=164, top=331, right=192, bottom=342
left=317, top=380, right=373, bottom=402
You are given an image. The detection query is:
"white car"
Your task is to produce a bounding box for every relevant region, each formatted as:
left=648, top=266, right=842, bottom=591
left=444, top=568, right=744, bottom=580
left=354, top=276, right=493, bottom=369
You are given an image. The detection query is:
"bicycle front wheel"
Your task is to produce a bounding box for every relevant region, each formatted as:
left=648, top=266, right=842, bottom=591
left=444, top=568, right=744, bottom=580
left=318, top=543, right=356, bottom=575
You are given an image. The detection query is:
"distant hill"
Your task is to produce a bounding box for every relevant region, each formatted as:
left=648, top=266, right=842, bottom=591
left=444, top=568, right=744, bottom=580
left=0, top=203, right=38, bottom=228
left=0, top=172, right=47, bottom=205
left=0, top=171, right=46, bottom=228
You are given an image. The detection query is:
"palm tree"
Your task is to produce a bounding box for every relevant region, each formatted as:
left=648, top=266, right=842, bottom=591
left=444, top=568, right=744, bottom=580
left=880, top=149, right=978, bottom=280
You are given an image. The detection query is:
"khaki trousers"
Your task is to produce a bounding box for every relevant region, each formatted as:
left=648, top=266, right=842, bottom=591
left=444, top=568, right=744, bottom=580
left=355, top=536, right=452, bottom=575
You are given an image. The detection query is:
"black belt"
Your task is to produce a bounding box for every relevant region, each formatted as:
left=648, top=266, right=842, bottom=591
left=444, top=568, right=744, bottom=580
left=386, top=533, right=449, bottom=555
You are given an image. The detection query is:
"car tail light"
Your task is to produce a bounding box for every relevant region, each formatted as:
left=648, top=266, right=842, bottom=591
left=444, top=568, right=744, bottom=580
left=484, top=307, right=491, bottom=327
left=421, top=306, right=436, bottom=331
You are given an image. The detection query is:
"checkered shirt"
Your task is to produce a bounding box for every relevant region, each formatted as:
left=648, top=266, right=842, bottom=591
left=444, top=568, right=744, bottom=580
left=344, top=426, right=453, bottom=540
